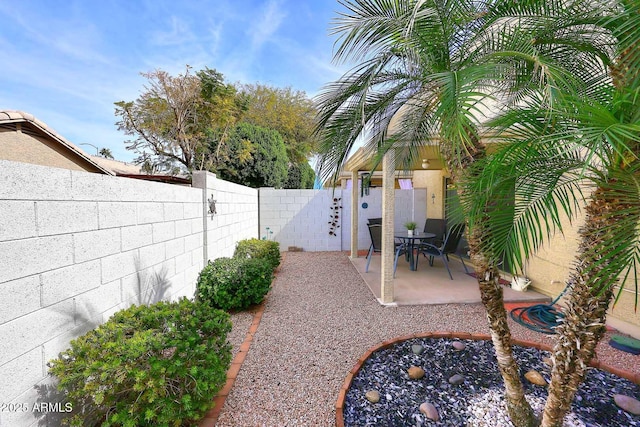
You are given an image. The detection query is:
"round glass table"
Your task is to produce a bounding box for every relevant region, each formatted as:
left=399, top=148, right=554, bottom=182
left=393, top=231, right=436, bottom=271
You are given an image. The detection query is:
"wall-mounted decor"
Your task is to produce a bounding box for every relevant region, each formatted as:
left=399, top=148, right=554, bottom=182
left=328, top=197, right=342, bottom=236
left=208, top=195, right=217, bottom=217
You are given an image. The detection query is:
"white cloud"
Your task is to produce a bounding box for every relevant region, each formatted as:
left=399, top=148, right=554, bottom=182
left=150, top=16, right=196, bottom=46
left=0, top=6, right=110, bottom=65
left=249, top=0, right=287, bottom=51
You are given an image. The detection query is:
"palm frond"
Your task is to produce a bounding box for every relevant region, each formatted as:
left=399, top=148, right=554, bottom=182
left=462, top=138, right=588, bottom=272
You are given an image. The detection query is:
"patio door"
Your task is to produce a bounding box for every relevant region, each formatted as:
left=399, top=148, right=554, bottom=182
left=443, top=178, right=515, bottom=274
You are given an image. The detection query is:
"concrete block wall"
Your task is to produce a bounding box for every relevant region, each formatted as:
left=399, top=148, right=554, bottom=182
left=0, top=162, right=257, bottom=427
left=192, top=171, right=259, bottom=261
left=258, top=188, right=427, bottom=252
left=258, top=188, right=343, bottom=251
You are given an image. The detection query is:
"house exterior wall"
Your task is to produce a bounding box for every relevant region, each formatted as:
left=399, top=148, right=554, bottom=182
left=0, top=128, right=102, bottom=173
left=412, top=170, right=446, bottom=219
left=525, top=207, right=640, bottom=337
left=0, top=161, right=258, bottom=426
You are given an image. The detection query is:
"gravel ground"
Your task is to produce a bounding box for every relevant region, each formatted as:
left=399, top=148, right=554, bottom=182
left=227, top=311, right=254, bottom=358
left=216, top=252, right=640, bottom=427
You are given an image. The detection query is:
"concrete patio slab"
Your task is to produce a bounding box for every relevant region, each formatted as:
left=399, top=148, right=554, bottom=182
left=351, top=253, right=551, bottom=305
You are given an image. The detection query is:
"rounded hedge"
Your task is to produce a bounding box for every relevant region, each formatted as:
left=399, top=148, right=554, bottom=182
left=49, top=298, right=232, bottom=426
left=233, top=238, right=281, bottom=272
left=196, top=257, right=273, bottom=311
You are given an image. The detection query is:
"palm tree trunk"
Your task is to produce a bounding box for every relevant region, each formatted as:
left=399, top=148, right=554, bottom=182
left=446, top=140, right=538, bottom=427
left=468, top=225, right=540, bottom=427
left=540, top=188, right=620, bottom=426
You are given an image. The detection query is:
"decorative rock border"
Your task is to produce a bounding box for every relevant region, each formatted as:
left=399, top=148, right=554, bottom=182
left=335, top=331, right=640, bottom=427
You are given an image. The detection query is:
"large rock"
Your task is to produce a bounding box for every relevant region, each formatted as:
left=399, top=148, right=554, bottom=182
left=448, top=374, right=464, bottom=385
left=365, top=390, right=380, bottom=403
left=525, top=370, right=547, bottom=386
left=408, top=366, right=425, bottom=380
left=419, top=402, right=440, bottom=421
left=452, top=341, right=466, bottom=351
left=614, top=394, right=640, bottom=415
left=411, top=344, right=424, bottom=355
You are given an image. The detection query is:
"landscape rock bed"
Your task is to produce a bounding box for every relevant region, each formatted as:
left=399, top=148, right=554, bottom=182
left=344, top=338, right=640, bottom=426
left=213, top=252, right=639, bottom=426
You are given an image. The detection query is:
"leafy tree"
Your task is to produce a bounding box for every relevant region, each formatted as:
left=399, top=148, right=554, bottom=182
left=241, top=83, right=319, bottom=163
left=217, top=122, right=289, bottom=188
left=239, top=84, right=319, bottom=188
left=284, top=161, right=316, bottom=189
left=114, top=66, right=246, bottom=173
left=316, top=1, right=612, bottom=425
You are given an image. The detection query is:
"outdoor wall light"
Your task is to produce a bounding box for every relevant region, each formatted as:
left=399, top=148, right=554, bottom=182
left=360, top=172, right=371, bottom=197
left=421, top=159, right=430, bottom=169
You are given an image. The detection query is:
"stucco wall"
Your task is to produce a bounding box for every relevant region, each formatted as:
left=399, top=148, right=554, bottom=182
left=0, top=128, right=102, bottom=173
left=526, top=207, right=640, bottom=337
left=0, top=162, right=258, bottom=426
left=412, top=170, right=446, bottom=219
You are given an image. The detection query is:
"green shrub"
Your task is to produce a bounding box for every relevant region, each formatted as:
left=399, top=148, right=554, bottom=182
left=233, top=238, right=281, bottom=271
left=196, top=257, right=273, bottom=311
left=49, top=299, right=231, bottom=427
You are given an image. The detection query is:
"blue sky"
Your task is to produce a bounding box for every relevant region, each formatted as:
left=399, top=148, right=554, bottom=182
left=0, top=0, right=348, bottom=162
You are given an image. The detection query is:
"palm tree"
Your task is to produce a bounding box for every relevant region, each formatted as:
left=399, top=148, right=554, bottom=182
left=99, top=148, right=114, bottom=159
left=316, top=1, right=611, bottom=425
left=463, top=2, right=640, bottom=425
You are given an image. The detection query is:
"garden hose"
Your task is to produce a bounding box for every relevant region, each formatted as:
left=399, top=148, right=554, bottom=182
left=509, top=282, right=571, bottom=334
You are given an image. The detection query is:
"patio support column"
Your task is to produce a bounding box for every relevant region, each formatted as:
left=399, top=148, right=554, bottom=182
left=350, top=170, right=359, bottom=258
left=380, top=150, right=395, bottom=303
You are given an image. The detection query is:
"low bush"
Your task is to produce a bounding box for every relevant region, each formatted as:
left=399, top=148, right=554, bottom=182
left=49, top=299, right=231, bottom=427
left=233, top=238, right=281, bottom=271
left=196, top=257, right=272, bottom=311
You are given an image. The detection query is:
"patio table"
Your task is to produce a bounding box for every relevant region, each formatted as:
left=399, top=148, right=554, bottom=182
left=394, top=231, right=436, bottom=271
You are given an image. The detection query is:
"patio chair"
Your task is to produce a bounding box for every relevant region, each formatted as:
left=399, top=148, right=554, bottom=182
left=415, top=223, right=467, bottom=280
left=368, top=217, right=382, bottom=225
left=422, top=218, right=446, bottom=246
left=365, top=223, right=408, bottom=277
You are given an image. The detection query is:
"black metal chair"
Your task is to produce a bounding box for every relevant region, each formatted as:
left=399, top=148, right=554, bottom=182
left=368, top=217, right=382, bottom=225
left=365, top=223, right=407, bottom=277
left=422, top=218, right=446, bottom=246
left=416, top=223, right=467, bottom=280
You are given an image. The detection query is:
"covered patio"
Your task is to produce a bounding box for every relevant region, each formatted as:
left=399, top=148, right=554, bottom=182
left=351, top=252, right=550, bottom=306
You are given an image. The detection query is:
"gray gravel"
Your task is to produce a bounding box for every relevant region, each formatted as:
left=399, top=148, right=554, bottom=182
left=217, top=251, right=639, bottom=427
